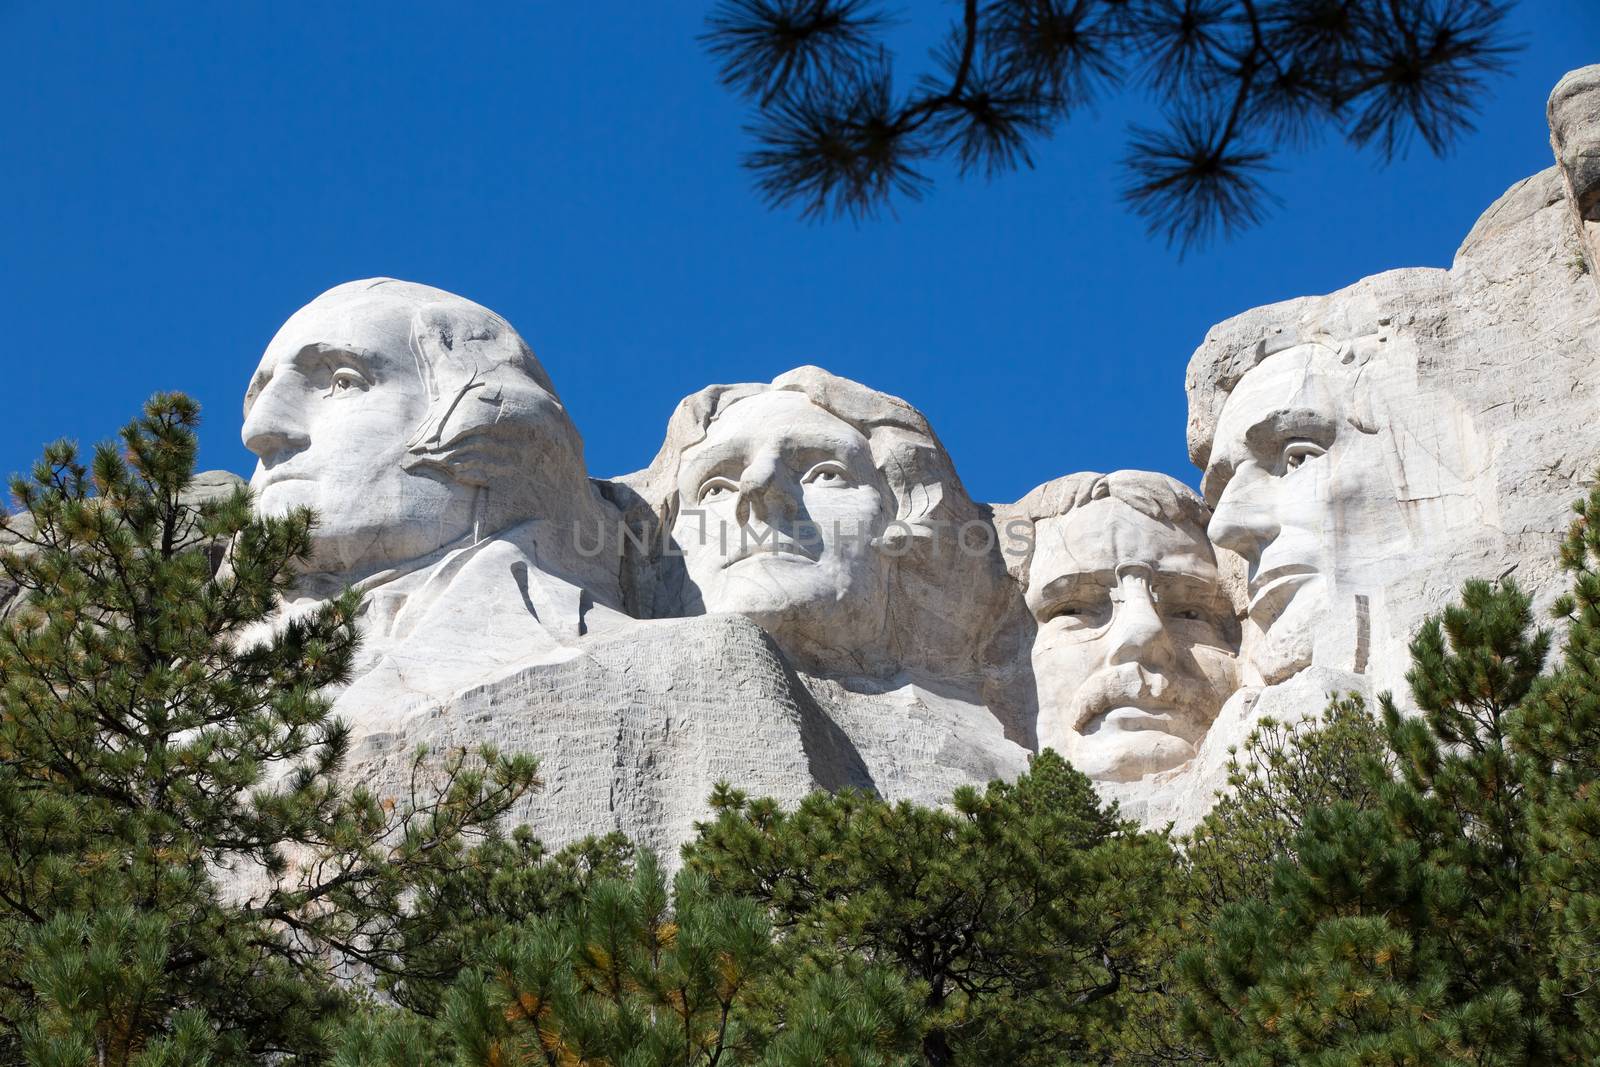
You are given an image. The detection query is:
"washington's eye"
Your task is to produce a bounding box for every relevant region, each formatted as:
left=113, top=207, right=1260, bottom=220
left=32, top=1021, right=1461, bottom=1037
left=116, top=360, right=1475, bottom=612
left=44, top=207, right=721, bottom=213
left=1168, top=607, right=1203, bottom=621
left=802, top=461, right=851, bottom=486
left=697, top=477, right=739, bottom=504
left=1282, top=441, right=1326, bottom=472
left=327, top=367, right=370, bottom=396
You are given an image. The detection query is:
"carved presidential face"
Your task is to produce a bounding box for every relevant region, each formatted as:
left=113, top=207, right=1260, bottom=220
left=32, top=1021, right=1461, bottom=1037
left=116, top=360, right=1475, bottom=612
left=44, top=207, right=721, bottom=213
left=242, top=291, right=477, bottom=577
left=1203, top=344, right=1407, bottom=683
left=670, top=390, right=893, bottom=656
left=1027, top=496, right=1237, bottom=782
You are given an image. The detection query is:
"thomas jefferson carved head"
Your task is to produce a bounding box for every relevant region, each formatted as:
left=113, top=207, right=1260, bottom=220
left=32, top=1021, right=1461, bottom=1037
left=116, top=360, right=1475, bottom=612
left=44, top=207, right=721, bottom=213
left=635, top=366, right=966, bottom=672
left=242, top=279, right=593, bottom=580
left=1005, top=472, right=1239, bottom=782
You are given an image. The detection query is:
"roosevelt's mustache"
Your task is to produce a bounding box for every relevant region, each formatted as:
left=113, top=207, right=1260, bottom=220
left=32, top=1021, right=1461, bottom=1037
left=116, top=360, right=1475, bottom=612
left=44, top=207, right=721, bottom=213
left=1069, top=663, right=1210, bottom=737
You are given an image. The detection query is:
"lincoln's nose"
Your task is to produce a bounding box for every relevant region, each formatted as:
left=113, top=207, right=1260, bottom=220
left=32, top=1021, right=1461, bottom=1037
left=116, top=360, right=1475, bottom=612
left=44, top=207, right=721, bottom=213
left=1207, top=467, right=1278, bottom=568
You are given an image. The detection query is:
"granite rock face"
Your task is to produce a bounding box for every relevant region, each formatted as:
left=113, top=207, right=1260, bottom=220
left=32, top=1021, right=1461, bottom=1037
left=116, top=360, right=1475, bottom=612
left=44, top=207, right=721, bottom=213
left=218, top=67, right=1600, bottom=849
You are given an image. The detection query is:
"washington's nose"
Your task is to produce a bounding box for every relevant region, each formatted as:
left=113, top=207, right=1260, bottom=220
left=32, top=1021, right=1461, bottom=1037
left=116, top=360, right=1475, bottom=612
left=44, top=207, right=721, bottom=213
left=734, top=452, right=797, bottom=526
left=241, top=375, right=310, bottom=463
left=1207, top=469, right=1278, bottom=567
left=1105, top=575, right=1176, bottom=671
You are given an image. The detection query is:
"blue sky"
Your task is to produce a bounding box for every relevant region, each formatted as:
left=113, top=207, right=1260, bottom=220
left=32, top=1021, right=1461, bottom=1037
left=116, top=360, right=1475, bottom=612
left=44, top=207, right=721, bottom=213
left=5, top=2, right=1595, bottom=504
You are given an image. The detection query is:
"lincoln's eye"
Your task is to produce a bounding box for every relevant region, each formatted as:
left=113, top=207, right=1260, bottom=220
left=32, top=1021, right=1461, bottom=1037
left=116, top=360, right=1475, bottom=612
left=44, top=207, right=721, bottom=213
left=1282, top=440, right=1326, bottom=472
left=698, top=478, right=738, bottom=504
left=1172, top=608, right=1201, bottom=621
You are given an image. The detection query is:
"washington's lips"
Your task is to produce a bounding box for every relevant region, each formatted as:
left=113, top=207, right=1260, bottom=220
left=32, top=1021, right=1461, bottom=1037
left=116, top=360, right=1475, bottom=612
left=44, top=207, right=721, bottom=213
left=254, top=472, right=312, bottom=490
left=1247, top=563, right=1319, bottom=616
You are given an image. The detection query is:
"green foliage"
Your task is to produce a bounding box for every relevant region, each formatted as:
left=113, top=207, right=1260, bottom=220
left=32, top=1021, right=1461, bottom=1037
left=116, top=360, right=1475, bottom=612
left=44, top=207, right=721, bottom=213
left=685, top=749, right=1173, bottom=1066
left=380, top=828, right=636, bottom=1018
left=341, top=851, right=920, bottom=1066
left=1185, top=696, right=1389, bottom=915
left=1179, top=576, right=1574, bottom=1065
left=0, top=395, right=541, bottom=1063
left=703, top=0, right=1517, bottom=249
left=16, top=396, right=1600, bottom=1067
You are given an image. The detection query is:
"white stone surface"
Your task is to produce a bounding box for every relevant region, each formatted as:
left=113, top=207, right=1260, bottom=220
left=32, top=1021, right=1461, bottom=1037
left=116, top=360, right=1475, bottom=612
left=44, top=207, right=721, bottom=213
left=1550, top=64, right=1600, bottom=298
left=227, top=66, right=1600, bottom=846
left=241, top=279, right=630, bottom=722
left=1160, top=149, right=1600, bottom=829
left=996, top=472, right=1239, bottom=786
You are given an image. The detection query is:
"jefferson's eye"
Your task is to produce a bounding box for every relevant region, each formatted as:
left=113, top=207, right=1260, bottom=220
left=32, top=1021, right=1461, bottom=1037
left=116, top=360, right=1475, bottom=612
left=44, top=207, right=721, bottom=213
left=1168, top=607, right=1203, bottom=621
left=697, top=478, right=739, bottom=504
left=1282, top=441, right=1326, bottom=472
left=802, top=461, right=851, bottom=486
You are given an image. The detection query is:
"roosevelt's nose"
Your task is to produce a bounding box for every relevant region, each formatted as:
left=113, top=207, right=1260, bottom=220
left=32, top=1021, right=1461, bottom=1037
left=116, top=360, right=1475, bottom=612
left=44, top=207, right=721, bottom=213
left=1104, top=572, right=1176, bottom=672
left=734, top=451, right=799, bottom=527
left=241, top=373, right=310, bottom=463
left=1207, top=465, right=1279, bottom=567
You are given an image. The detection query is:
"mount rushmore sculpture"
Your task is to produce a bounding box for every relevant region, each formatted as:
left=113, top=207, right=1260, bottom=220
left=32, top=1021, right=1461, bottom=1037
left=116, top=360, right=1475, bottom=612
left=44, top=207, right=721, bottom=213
left=232, top=67, right=1600, bottom=853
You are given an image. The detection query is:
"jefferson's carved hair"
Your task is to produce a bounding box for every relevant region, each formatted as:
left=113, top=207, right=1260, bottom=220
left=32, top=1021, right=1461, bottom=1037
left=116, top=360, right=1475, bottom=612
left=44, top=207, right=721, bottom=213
left=1001, top=470, right=1213, bottom=592
left=640, top=364, right=959, bottom=546
left=625, top=365, right=1009, bottom=680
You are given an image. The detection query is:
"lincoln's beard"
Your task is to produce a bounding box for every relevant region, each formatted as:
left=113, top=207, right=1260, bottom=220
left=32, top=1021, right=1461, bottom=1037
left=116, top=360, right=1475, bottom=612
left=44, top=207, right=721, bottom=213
left=1245, top=575, right=1325, bottom=684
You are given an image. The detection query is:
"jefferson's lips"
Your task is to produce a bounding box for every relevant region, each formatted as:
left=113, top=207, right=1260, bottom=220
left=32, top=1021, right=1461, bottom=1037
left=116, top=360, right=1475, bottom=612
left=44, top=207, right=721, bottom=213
left=1247, top=564, right=1319, bottom=615
left=721, top=542, right=816, bottom=569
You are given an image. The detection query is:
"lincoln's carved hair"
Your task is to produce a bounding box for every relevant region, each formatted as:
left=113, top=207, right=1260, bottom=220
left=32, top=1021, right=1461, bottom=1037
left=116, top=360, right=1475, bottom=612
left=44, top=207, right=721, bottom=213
left=1001, top=470, right=1213, bottom=592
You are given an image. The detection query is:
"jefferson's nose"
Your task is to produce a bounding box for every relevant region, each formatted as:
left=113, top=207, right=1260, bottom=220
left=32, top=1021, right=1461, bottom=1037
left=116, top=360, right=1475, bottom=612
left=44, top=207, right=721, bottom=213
left=1105, top=573, right=1176, bottom=672
left=1207, top=465, right=1279, bottom=568
left=734, top=452, right=798, bottom=527
left=241, top=373, right=311, bottom=463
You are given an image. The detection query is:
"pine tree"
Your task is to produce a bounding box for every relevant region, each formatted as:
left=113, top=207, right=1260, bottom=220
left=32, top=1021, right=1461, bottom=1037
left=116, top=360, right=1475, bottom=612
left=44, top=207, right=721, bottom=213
left=685, top=749, right=1173, bottom=1066
left=703, top=0, right=1516, bottom=249
left=1108, top=698, right=1389, bottom=1063
left=1510, top=480, right=1600, bottom=1060
left=1179, top=578, right=1564, bottom=1065
left=0, top=394, right=540, bottom=1063
left=339, top=851, right=921, bottom=1066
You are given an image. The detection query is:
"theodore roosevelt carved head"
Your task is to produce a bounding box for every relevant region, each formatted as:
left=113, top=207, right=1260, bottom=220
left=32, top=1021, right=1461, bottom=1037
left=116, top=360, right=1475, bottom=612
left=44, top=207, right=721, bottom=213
left=1005, top=471, right=1239, bottom=782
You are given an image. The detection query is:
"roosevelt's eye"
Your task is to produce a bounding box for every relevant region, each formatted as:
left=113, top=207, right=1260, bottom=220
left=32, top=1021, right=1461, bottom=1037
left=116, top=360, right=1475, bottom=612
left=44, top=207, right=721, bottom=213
left=327, top=367, right=370, bottom=396
left=802, top=461, right=851, bottom=486
left=1042, top=599, right=1107, bottom=629
left=697, top=477, right=739, bottom=504
left=1282, top=441, right=1326, bottom=472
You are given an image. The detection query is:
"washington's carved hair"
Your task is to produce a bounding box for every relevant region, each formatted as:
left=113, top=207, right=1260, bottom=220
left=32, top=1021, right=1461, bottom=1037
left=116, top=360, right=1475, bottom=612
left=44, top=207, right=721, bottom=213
left=274, top=278, right=602, bottom=536
left=1001, top=470, right=1213, bottom=592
